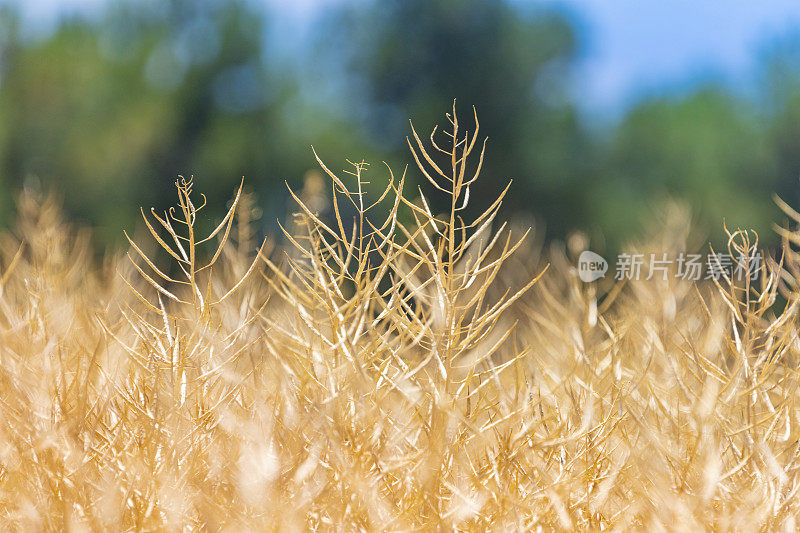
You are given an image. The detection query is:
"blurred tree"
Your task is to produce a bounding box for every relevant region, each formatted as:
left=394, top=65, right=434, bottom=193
left=760, top=35, right=800, bottom=220
left=0, top=0, right=796, bottom=254
left=327, top=0, right=592, bottom=239
left=595, top=88, right=778, bottom=247
left=0, top=0, right=364, bottom=244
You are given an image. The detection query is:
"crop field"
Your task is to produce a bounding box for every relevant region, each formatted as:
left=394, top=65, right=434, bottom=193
left=1, top=107, right=799, bottom=530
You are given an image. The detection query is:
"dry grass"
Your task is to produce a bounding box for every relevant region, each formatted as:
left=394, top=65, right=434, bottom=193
left=1, top=104, right=800, bottom=530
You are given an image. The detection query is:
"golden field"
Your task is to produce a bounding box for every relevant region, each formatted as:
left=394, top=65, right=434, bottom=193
left=1, top=107, right=799, bottom=531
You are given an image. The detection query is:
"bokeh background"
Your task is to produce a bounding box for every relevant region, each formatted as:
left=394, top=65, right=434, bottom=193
left=2, top=0, right=800, bottom=250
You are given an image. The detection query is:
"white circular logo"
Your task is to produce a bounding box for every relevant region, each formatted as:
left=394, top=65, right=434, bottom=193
left=578, top=250, right=608, bottom=282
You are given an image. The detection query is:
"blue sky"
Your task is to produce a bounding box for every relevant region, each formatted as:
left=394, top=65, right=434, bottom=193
left=7, top=0, right=800, bottom=118
left=540, top=0, right=800, bottom=116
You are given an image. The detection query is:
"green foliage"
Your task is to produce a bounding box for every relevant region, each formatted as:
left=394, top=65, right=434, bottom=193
left=594, top=89, right=779, bottom=247
left=0, top=1, right=366, bottom=243
left=1, top=0, right=800, bottom=251
left=331, top=0, right=590, bottom=237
